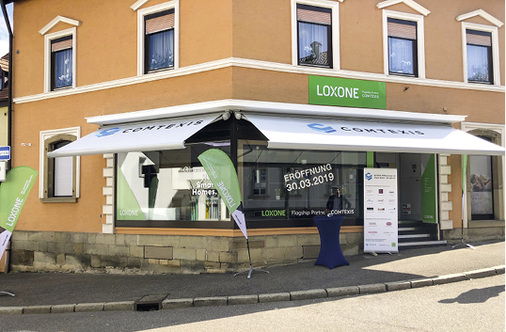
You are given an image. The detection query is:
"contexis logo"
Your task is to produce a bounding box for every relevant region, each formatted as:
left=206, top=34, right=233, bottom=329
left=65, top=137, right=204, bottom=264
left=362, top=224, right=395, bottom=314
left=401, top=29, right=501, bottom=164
left=365, top=172, right=373, bottom=181
left=96, top=127, right=120, bottom=137
left=307, top=123, right=425, bottom=136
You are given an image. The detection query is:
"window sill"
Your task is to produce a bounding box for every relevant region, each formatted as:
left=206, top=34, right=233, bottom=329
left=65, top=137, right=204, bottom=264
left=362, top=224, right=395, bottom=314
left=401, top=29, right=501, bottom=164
left=468, top=220, right=505, bottom=228
left=41, top=197, right=77, bottom=203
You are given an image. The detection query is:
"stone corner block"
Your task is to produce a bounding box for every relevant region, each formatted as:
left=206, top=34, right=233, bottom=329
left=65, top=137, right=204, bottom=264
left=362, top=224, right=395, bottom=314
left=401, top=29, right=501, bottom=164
left=326, top=286, right=359, bottom=298
left=227, top=294, right=259, bottom=305
left=432, top=273, right=467, bottom=285
left=162, top=298, right=194, bottom=310
left=104, top=301, right=135, bottom=311
left=194, top=297, right=228, bottom=307
left=23, top=305, right=52, bottom=315
left=290, top=289, right=327, bottom=301
left=358, top=283, right=387, bottom=294
left=258, top=292, right=291, bottom=303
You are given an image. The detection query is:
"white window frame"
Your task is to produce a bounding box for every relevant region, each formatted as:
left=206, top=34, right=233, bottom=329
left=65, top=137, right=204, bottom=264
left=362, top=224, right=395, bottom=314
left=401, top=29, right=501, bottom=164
left=291, top=0, right=341, bottom=70
left=136, top=0, right=179, bottom=76
left=44, top=28, right=77, bottom=93
left=39, top=127, right=81, bottom=200
left=382, top=10, right=426, bottom=78
left=461, top=22, right=501, bottom=86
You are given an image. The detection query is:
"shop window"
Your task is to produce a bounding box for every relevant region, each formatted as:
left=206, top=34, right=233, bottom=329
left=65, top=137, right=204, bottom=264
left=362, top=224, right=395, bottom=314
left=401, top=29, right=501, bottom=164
left=40, top=130, right=80, bottom=202
left=144, top=10, right=175, bottom=73
left=116, top=142, right=232, bottom=227
left=387, top=18, right=417, bottom=76
left=466, top=30, right=493, bottom=84
left=137, top=1, right=178, bottom=75
left=469, top=136, right=495, bottom=220
left=297, top=4, right=333, bottom=68
left=239, top=140, right=367, bottom=227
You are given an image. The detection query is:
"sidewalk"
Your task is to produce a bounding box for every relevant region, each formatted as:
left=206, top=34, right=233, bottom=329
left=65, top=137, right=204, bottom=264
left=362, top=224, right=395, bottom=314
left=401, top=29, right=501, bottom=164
left=0, top=241, right=504, bottom=314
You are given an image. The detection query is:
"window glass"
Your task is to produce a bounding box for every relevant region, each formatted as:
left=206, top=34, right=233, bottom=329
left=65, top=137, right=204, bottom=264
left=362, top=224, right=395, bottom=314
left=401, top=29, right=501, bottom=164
left=117, top=142, right=231, bottom=223
left=469, top=153, right=494, bottom=219
left=51, top=37, right=73, bottom=89
left=239, top=140, right=366, bottom=226
left=297, top=5, right=332, bottom=67
left=145, top=10, right=175, bottom=73
left=388, top=18, right=417, bottom=76
left=53, top=141, right=74, bottom=197
left=467, top=30, right=492, bottom=84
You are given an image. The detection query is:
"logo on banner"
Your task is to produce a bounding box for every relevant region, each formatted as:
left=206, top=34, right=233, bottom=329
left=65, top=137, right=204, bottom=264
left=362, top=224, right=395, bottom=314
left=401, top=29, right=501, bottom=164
left=307, top=123, right=336, bottom=134
left=96, top=127, right=120, bottom=137
left=365, top=172, right=373, bottom=181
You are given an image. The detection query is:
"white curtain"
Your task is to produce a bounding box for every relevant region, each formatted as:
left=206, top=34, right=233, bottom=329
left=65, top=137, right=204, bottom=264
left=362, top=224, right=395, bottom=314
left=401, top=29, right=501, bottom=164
left=298, top=22, right=328, bottom=65
left=388, top=38, right=414, bottom=75
left=148, top=29, right=174, bottom=71
left=54, top=49, right=73, bottom=88
left=467, top=45, right=489, bottom=82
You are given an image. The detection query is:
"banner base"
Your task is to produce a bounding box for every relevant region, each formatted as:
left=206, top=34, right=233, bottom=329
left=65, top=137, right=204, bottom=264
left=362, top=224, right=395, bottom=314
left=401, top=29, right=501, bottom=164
left=233, top=238, right=269, bottom=279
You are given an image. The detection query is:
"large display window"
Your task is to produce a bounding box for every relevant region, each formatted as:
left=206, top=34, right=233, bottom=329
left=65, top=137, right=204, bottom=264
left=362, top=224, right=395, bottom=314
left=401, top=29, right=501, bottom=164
left=116, top=141, right=233, bottom=228
left=238, top=140, right=366, bottom=227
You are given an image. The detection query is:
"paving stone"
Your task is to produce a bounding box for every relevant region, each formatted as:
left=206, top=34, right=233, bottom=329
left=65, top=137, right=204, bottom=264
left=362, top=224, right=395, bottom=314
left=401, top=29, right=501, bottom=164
left=227, top=295, right=259, bottom=305
left=326, top=286, right=359, bottom=297
left=0, top=306, right=23, bottom=315
left=465, top=268, right=498, bottom=279
left=51, top=304, right=76, bottom=314
left=290, top=289, right=327, bottom=301
left=162, top=298, right=194, bottom=309
left=23, top=305, right=51, bottom=314
left=358, top=283, right=387, bottom=294
left=385, top=281, right=412, bottom=291
left=258, top=292, right=291, bottom=303
left=432, top=273, right=467, bottom=285
left=75, top=303, right=105, bottom=312
left=410, top=278, right=433, bottom=288
left=104, top=301, right=135, bottom=311
left=194, top=296, right=228, bottom=307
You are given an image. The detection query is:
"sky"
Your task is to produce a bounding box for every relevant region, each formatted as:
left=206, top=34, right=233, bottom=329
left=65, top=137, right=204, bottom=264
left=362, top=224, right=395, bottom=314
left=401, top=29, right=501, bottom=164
left=0, top=3, right=13, bottom=57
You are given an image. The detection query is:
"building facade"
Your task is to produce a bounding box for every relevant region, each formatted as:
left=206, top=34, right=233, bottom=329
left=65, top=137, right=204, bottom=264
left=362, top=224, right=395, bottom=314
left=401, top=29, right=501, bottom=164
left=6, top=0, right=505, bottom=273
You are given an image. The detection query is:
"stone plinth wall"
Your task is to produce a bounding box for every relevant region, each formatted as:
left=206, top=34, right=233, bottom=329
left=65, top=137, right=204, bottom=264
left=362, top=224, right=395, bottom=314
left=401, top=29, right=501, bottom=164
left=9, top=231, right=362, bottom=274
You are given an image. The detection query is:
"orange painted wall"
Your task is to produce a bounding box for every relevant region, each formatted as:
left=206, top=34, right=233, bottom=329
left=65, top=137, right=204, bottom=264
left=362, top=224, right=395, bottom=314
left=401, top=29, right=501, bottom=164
left=9, top=0, right=505, bottom=234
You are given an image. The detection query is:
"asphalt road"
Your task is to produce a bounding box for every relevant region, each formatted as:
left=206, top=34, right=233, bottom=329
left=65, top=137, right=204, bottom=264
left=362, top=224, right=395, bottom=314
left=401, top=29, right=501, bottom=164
left=1, top=274, right=504, bottom=332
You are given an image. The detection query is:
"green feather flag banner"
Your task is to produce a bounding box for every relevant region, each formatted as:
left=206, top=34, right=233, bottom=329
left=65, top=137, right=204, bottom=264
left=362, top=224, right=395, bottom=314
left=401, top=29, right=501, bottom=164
left=198, top=149, right=247, bottom=239
left=0, top=166, right=38, bottom=260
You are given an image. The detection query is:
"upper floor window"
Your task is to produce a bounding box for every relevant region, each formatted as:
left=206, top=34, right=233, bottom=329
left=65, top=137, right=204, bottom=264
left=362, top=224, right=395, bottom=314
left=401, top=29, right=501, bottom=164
left=51, top=36, right=73, bottom=89
left=144, top=9, right=175, bottom=73
left=387, top=18, right=417, bottom=76
left=136, top=1, right=179, bottom=76
left=297, top=4, right=332, bottom=68
left=466, top=29, right=493, bottom=84
left=382, top=10, right=426, bottom=78
left=457, top=10, right=503, bottom=86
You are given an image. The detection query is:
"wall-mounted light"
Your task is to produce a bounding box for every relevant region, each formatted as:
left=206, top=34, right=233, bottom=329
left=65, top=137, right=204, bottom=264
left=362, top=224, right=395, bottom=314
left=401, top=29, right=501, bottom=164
left=20, top=143, right=31, bottom=147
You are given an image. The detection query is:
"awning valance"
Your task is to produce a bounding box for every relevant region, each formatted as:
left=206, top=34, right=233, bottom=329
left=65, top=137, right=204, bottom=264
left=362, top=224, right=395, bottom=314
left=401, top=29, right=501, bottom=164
left=243, top=113, right=505, bottom=156
left=48, top=114, right=221, bottom=158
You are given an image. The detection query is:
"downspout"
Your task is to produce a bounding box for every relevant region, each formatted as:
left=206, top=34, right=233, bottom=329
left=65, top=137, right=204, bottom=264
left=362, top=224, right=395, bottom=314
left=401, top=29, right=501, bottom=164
left=0, top=0, right=12, bottom=170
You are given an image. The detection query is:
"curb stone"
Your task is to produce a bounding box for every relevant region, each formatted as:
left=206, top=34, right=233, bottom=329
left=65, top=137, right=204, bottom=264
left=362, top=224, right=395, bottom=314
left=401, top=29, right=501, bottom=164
left=1, top=265, right=504, bottom=315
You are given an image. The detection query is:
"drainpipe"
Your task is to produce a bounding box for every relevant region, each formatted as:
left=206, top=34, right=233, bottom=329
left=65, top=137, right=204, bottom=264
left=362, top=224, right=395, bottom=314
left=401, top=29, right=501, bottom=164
left=0, top=0, right=12, bottom=170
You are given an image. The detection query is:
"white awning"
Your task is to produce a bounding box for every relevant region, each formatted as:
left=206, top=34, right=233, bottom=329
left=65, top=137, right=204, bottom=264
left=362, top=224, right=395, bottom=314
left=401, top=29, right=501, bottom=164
left=48, top=114, right=221, bottom=157
left=244, top=113, right=505, bottom=156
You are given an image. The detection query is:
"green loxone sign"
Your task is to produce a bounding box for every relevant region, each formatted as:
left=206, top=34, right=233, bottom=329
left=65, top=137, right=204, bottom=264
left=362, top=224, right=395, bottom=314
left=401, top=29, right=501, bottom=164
left=309, top=76, right=386, bottom=109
